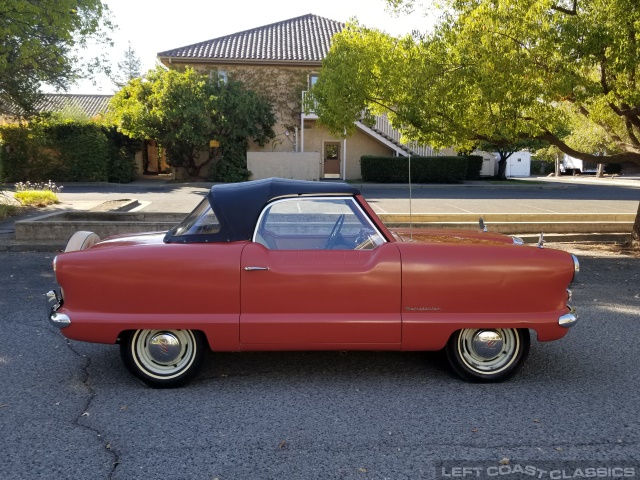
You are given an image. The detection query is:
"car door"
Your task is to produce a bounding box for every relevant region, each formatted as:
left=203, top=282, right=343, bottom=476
left=240, top=197, right=401, bottom=348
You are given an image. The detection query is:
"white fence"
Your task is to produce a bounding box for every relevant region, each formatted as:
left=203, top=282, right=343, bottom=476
left=248, top=152, right=321, bottom=181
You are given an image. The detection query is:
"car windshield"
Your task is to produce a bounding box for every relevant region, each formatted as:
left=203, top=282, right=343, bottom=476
left=170, top=198, right=220, bottom=236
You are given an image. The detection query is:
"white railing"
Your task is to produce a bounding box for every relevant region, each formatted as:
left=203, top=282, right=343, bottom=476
left=302, top=91, right=435, bottom=156
left=301, top=91, right=317, bottom=118
left=405, top=141, right=436, bottom=157
left=372, top=115, right=436, bottom=156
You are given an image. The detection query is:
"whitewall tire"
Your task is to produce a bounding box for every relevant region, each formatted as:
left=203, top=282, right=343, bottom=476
left=65, top=231, right=101, bottom=252
left=120, top=329, right=207, bottom=388
left=445, top=328, right=530, bottom=382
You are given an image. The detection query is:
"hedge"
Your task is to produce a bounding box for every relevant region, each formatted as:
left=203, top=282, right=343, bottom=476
left=604, top=163, right=622, bottom=174
left=361, top=155, right=482, bottom=183
left=0, top=121, right=139, bottom=183
left=530, top=159, right=552, bottom=175
left=465, top=155, right=484, bottom=180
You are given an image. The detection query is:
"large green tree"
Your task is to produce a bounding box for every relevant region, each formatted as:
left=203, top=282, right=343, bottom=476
left=108, top=66, right=276, bottom=178
left=0, top=0, right=113, bottom=115
left=310, top=0, right=640, bottom=243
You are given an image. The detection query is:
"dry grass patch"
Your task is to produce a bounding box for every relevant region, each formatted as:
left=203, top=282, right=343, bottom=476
left=0, top=203, right=21, bottom=220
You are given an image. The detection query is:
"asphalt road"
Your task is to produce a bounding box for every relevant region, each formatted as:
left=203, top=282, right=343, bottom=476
left=47, top=177, right=640, bottom=215
left=1, top=248, right=639, bottom=479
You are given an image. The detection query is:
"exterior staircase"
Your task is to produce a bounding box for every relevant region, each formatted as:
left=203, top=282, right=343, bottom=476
left=356, top=115, right=436, bottom=157
left=302, top=91, right=436, bottom=157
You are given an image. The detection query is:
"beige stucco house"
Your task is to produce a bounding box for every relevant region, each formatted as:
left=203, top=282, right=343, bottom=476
left=158, top=14, right=435, bottom=181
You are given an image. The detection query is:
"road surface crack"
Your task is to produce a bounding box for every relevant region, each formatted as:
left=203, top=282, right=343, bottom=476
left=65, top=339, right=121, bottom=479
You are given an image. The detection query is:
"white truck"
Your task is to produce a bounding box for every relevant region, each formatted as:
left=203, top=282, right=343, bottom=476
left=561, top=154, right=598, bottom=175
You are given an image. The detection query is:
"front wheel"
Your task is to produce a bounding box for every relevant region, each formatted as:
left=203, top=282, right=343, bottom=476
left=445, top=328, right=530, bottom=382
left=120, top=329, right=207, bottom=388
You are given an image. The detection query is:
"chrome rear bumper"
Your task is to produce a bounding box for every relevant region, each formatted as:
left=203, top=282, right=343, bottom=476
left=46, top=290, right=70, bottom=328
left=558, top=307, right=578, bottom=328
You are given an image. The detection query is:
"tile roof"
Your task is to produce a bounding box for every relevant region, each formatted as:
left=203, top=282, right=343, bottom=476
left=0, top=94, right=113, bottom=118
left=158, top=14, right=345, bottom=64
left=35, top=94, right=113, bottom=117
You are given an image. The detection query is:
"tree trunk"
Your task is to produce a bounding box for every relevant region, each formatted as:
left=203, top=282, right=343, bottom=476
left=596, top=163, right=604, bottom=178
left=497, top=158, right=507, bottom=180
left=555, top=153, right=561, bottom=176
left=632, top=201, right=640, bottom=247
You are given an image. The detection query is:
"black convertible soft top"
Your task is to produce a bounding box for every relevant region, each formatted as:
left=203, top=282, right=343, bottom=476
left=165, top=178, right=361, bottom=243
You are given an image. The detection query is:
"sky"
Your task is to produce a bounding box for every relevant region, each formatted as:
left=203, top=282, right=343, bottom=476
left=64, top=0, right=438, bottom=94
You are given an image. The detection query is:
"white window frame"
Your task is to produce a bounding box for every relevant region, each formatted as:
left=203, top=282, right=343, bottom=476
left=252, top=196, right=386, bottom=249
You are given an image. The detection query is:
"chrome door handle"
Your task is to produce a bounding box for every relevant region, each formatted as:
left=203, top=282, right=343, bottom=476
left=244, top=266, right=269, bottom=271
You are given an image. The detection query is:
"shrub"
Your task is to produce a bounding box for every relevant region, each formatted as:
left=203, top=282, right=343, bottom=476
left=604, top=163, right=622, bottom=174
left=103, top=127, right=140, bottom=183
left=0, top=124, right=53, bottom=181
left=361, top=155, right=470, bottom=183
left=530, top=159, right=552, bottom=175
left=0, top=120, right=139, bottom=183
left=0, top=190, right=21, bottom=219
left=465, top=155, right=484, bottom=180
left=14, top=190, right=58, bottom=207
left=13, top=180, right=62, bottom=206
left=43, top=122, right=109, bottom=181
left=0, top=203, right=20, bottom=219
left=208, top=142, right=251, bottom=183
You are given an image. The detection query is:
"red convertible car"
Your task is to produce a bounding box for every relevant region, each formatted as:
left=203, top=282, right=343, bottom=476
left=46, top=178, right=579, bottom=387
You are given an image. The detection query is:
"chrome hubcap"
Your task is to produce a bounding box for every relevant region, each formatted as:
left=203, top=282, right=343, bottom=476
left=132, top=329, right=197, bottom=380
left=458, top=328, right=519, bottom=374
left=472, top=330, right=504, bottom=359
left=148, top=332, right=181, bottom=363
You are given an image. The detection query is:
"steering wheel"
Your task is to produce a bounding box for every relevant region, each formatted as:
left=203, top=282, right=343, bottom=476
left=354, top=228, right=375, bottom=250
left=325, top=214, right=345, bottom=249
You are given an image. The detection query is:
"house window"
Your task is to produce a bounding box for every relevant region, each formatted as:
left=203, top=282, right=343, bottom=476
left=209, top=69, right=228, bottom=85
left=325, top=144, right=339, bottom=159
left=309, top=74, right=319, bottom=89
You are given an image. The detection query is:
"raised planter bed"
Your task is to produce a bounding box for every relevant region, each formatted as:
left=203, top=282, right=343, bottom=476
left=15, top=211, right=185, bottom=242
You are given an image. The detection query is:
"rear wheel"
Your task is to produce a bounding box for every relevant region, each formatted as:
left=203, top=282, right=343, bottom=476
left=445, top=328, right=530, bottom=382
left=120, top=329, right=207, bottom=388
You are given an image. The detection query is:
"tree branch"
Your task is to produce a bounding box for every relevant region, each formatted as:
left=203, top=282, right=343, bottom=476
left=534, top=130, right=640, bottom=164
left=624, top=117, right=640, bottom=147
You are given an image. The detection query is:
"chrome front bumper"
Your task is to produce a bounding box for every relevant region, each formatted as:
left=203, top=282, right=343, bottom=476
left=559, top=307, right=578, bottom=328
left=46, top=290, right=70, bottom=328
